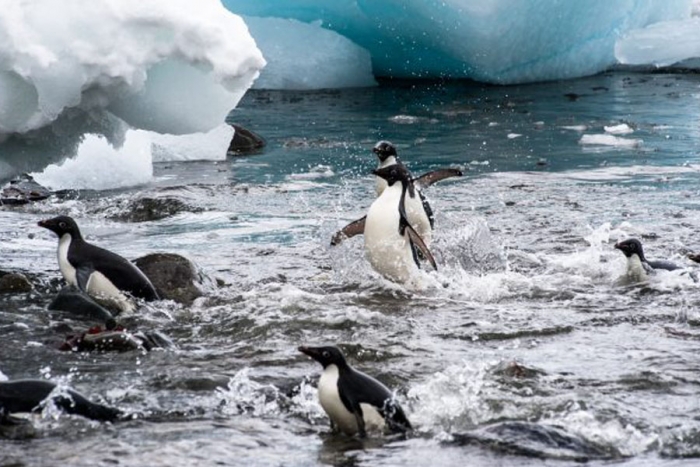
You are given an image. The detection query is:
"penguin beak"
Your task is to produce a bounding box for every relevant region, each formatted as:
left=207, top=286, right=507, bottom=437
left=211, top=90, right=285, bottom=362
left=37, top=219, right=53, bottom=230
left=371, top=169, right=380, bottom=176
left=298, top=346, right=321, bottom=362
left=614, top=242, right=624, bottom=251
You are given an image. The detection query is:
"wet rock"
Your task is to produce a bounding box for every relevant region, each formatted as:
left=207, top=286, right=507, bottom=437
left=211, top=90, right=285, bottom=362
left=48, top=286, right=116, bottom=329
left=450, top=421, right=620, bottom=461
left=60, top=326, right=176, bottom=352
left=0, top=271, right=33, bottom=294
left=133, top=253, right=208, bottom=305
left=109, top=196, right=203, bottom=223
left=0, top=173, right=51, bottom=205
left=228, top=124, right=265, bottom=155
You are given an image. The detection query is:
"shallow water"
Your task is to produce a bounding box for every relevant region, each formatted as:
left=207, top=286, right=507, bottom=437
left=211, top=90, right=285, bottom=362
left=2, top=72, right=700, bottom=466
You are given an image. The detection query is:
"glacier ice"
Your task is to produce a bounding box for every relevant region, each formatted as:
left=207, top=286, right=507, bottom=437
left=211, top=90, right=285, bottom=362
left=616, top=18, right=700, bottom=68
left=0, top=0, right=265, bottom=138
left=244, top=17, right=376, bottom=90
left=224, top=0, right=694, bottom=84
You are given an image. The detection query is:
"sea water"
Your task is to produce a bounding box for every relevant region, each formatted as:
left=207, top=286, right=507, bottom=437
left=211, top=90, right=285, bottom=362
left=1, top=72, right=700, bottom=466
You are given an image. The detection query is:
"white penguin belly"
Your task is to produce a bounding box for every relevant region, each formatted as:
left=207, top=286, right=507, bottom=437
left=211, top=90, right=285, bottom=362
left=626, top=254, right=648, bottom=282
left=58, top=234, right=134, bottom=313
left=318, top=365, right=386, bottom=436
left=364, top=186, right=417, bottom=284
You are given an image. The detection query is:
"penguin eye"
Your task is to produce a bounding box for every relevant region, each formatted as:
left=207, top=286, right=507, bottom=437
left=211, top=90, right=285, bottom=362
left=59, top=221, right=66, bottom=229
left=322, top=351, right=330, bottom=359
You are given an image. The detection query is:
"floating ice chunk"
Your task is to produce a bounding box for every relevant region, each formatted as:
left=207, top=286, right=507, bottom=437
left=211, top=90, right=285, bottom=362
left=561, top=125, right=588, bottom=132
left=616, top=17, right=700, bottom=67
left=150, top=124, right=234, bottom=162
left=507, top=133, right=522, bottom=139
left=244, top=17, right=375, bottom=90
left=0, top=0, right=265, bottom=137
left=579, top=134, right=643, bottom=148
left=604, top=124, right=634, bottom=135
left=0, top=370, right=7, bottom=382
left=32, top=131, right=153, bottom=190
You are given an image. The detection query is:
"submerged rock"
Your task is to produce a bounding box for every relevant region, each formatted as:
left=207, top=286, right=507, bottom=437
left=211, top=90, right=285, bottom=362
left=0, top=271, right=33, bottom=294
left=133, top=253, right=208, bottom=305
left=109, top=196, right=203, bottom=223
left=59, top=326, right=175, bottom=352
left=449, top=421, right=620, bottom=461
left=48, top=286, right=116, bottom=329
left=228, top=124, right=265, bottom=155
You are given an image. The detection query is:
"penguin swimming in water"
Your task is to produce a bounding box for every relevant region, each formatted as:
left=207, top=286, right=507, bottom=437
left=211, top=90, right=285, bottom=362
left=364, top=164, right=437, bottom=285
left=614, top=238, right=681, bottom=283
left=331, top=141, right=462, bottom=246
left=38, top=215, right=159, bottom=313
left=298, top=345, right=411, bottom=438
left=0, top=379, right=121, bottom=422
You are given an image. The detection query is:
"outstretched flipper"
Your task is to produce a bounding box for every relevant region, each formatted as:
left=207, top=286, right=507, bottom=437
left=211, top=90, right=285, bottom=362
left=414, top=168, right=463, bottom=190
left=405, top=223, right=437, bottom=271
left=330, top=216, right=366, bottom=246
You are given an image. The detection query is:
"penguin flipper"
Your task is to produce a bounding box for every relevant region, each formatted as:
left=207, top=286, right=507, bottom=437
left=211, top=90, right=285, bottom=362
left=405, top=224, right=437, bottom=271
left=330, top=216, right=366, bottom=246
left=414, top=168, right=463, bottom=189
left=75, top=266, right=95, bottom=293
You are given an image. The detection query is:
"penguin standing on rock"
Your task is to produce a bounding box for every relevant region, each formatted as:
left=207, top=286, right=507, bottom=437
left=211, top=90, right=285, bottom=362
left=331, top=141, right=462, bottom=246
left=363, top=164, right=437, bottom=285
left=614, top=238, right=680, bottom=283
left=38, top=215, right=159, bottom=313
left=298, top=345, right=411, bottom=438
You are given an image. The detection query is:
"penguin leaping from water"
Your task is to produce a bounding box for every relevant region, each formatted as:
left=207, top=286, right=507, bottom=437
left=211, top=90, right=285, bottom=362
left=614, top=238, right=681, bottom=283
left=364, top=164, right=437, bottom=285
left=331, top=141, right=462, bottom=246
left=38, top=215, right=159, bottom=313
left=298, top=345, right=412, bottom=438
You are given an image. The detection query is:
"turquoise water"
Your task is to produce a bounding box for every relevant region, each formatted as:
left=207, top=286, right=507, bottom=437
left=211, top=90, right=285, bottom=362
left=1, top=71, right=700, bottom=466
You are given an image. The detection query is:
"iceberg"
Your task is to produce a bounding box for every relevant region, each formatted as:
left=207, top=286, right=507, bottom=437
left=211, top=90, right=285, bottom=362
left=223, top=0, right=695, bottom=85
left=616, top=17, right=700, bottom=68
left=0, top=0, right=265, bottom=182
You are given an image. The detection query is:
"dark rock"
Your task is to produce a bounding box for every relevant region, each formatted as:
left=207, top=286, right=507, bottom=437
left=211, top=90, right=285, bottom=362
left=228, top=124, right=265, bottom=155
left=48, top=286, right=116, bottom=329
left=0, top=173, right=51, bottom=205
left=0, top=272, right=33, bottom=294
left=0, top=415, right=37, bottom=440
left=59, top=326, right=176, bottom=352
left=109, top=196, right=203, bottom=223
left=133, top=253, right=208, bottom=305
left=449, top=421, right=620, bottom=461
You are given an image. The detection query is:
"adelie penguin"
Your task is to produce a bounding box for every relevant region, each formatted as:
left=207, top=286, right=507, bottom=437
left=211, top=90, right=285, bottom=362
left=0, top=379, right=121, bottom=423
left=614, top=238, right=680, bottom=283
left=298, top=345, right=411, bottom=438
left=38, top=215, right=159, bottom=313
left=364, top=164, right=437, bottom=285
left=331, top=141, right=462, bottom=246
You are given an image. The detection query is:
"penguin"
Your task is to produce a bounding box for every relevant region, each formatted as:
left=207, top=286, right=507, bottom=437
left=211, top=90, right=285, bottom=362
left=364, top=164, right=437, bottom=285
left=298, top=345, right=411, bottom=438
left=331, top=141, right=461, bottom=246
left=614, top=238, right=680, bottom=282
left=0, top=379, right=121, bottom=422
left=38, top=215, right=159, bottom=313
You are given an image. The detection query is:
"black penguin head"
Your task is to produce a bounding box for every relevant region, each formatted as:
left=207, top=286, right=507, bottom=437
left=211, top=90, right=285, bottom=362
left=615, top=238, right=645, bottom=260
left=299, top=345, right=348, bottom=369
left=372, top=164, right=411, bottom=187
left=38, top=215, right=82, bottom=239
left=373, top=141, right=397, bottom=162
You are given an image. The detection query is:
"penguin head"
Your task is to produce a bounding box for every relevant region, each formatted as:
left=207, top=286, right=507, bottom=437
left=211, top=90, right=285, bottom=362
left=299, top=345, right=348, bottom=369
left=38, top=215, right=82, bottom=239
left=614, top=238, right=646, bottom=260
left=373, top=141, right=397, bottom=162
left=372, top=164, right=411, bottom=187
